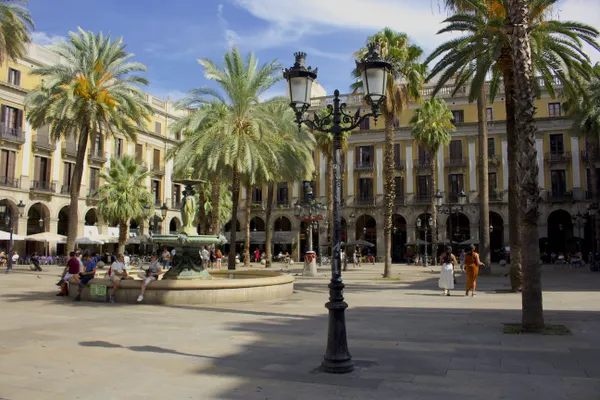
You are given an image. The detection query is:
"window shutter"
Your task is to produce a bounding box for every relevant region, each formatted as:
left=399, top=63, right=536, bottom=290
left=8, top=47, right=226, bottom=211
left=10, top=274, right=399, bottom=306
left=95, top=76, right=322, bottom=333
left=0, top=150, right=7, bottom=178
left=34, top=156, right=40, bottom=182
left=16, top=109, right=22, bottom=130
left=45, top=158, right=51, bottom=183
left=7, top=151, right=15, bottom=180
left=1, top=105, right=5, bottom=124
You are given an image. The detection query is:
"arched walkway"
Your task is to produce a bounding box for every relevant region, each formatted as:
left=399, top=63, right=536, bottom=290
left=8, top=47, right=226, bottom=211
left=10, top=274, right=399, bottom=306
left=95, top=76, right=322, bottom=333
left=273, top=216, right=293, bottom=255
left=250, top=217, right=265, bottom=232
left=27, top=202, right=50, bottom=235
left=489, top=212, right=504, bottom=261
left=547, top=209, right=574, bottom=253
left=274, top=216, right=292, bottom=231
left=84, top=208, right=98, bottom=226
left=224, top=219, right=241, bottom=232
left=169, top=217, right=181, bottom=234
left=57, top=206, right=69, bottom=236
left=130, top=219, right=140, bottom=236
left=447, top=212, right=470, bottom=245
left=0, top=199, right=21, bottom=235
left=392, top=214, right=407, bottom=262
left=356, top=215, right=377, bottom=256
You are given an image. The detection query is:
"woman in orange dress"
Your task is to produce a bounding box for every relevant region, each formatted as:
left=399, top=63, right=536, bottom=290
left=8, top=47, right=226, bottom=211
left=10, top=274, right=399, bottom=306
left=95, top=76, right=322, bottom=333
left=464, top=244, right=484, bottom=297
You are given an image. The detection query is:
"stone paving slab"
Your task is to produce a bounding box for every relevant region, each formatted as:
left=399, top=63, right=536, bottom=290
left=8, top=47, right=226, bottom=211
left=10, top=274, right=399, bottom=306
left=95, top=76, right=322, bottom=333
left=1, top=263, right=599, bottom=399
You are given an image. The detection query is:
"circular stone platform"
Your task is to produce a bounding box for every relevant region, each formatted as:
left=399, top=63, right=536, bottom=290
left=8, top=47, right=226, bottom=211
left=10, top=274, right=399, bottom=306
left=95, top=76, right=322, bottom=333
left=70, top=270, right=294, bottom=305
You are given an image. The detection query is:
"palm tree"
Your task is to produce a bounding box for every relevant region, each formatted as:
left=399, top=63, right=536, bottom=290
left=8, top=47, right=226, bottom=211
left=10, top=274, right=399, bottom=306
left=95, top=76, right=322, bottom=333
left=352, top=28, right=425, bottom=278
left=0, top=0, right=33, bottom=64
left=427, top=0, right=599, bottom=281
left=174, top=48, right=285, bottom=269
left=410, top=98, right=454, bottom=257
left=95, top=155, right=153, bottom=253
left=26, top=28, right=153, bottom=252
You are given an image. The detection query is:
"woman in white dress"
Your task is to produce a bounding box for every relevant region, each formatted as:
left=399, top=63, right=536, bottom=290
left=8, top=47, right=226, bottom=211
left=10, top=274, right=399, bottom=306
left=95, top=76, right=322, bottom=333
left=439, top=246, right=457, bottom=296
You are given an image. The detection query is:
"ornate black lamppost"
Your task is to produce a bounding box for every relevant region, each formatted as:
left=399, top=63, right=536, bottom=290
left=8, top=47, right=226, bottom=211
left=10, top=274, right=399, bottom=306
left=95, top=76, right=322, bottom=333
left=435, top=190, right=466, bottom=249
left=284, top=45, right=391, bottom=374
left=416, top=216, right=434, bottom=268
left=0, top=200, right=25, bottom=273
left=294, top=182, right=326, bottom=276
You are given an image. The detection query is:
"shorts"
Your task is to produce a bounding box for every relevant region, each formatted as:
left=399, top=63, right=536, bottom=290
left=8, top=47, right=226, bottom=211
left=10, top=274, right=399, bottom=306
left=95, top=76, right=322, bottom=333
left=144, top=276, right=156, bottom=285
left=79, top=274, right=95, bottom=288
left=63, top=272, right=75, bottom=282
left=110, top=275, right=123, bottom=283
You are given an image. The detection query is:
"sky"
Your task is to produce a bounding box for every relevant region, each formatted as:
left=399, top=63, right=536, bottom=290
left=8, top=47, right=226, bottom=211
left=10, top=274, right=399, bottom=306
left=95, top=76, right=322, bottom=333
left=28, top=0, right=600, bottom=102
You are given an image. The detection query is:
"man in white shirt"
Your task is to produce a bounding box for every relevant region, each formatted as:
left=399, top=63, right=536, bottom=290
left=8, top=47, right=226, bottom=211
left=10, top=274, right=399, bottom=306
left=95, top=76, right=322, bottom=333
left=201, top=247, right=209, bottom=267
left=123, top=252, right=131, bottom=270
left=108, top=254, right=133, bottom=303
left=11, top=250, right=19, bottom=265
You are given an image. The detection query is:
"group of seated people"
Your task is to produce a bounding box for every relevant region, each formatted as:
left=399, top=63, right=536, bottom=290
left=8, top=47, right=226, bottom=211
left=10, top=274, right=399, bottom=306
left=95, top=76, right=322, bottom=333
left=56, top=250, right=163, bottom=304
left=546, top=251, right=587, bottom=265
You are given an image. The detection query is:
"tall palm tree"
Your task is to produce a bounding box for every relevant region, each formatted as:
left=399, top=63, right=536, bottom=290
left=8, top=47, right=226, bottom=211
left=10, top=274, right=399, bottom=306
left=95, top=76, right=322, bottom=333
left=352, top=28, right=425, bottom=278
left=427, top=0, right=599, bottom=278
left=95, top=155, right=153, bottom=253
left=410, top=98, right=454, bottom=257
left=174, top=48, right=284, bottom=269
left=0, top=0, right=33, bottom=64
left=26, top=28, right=153, bottom=252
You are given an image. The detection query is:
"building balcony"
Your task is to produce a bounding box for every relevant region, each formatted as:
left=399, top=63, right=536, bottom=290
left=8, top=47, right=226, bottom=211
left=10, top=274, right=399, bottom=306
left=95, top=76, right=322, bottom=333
left=544, top=152, right=571, bottom=164
left=488, top=155, right=501, bottom=167
left=0, top=176, right=19, bottom=188
left=88, top=150, right=107, bottom=164
left=276, top=200, right=290, bottom=208
left=355, top=197, right=376, bottom=207
left=413, top=161, right=432, bottom=172
left=415, top=193, right=432, bottom=204
left=87, top=188, right=99, bottom=199
left=0, top=125, right=25, bottom=144
left=61, top=142, right=78, bottom=158
left=395, top=196, right=406, bottom=206
left=33, top=133, right=56, bottom=152
left=61, top=184, right=70, bottom=195
left=394, top=160, right=405, bottom=170
left=488, top=190, right=503, bottom=202
left=547, top=191, right=573, bottom=202
left=172, top=200, right=182, bottom=209
left=251, top=200, right=265, bottom=210
left=445, top=157, right=468, bottom=168
left=135, top=159, right=148, bottom=172
left=354, top=163, right=374, bottom=172
left=30, top=180, right=55, bottom=193
left=151, top=164, right=165, bottom=176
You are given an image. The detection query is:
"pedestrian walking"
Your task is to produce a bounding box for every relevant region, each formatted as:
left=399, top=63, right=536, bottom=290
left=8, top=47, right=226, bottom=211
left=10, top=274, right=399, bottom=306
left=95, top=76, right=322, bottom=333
left=465, top=244, right=484, bottom=297
left=438, top=246, right=457, bottom=296
left=458, top=249, right=465, bottom=273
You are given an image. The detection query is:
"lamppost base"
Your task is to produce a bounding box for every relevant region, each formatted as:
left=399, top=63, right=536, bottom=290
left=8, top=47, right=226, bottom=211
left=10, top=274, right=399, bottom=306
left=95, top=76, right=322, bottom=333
left=321, top=357, right=355, bottom=374
left=321, top=280, right=354, bottom=374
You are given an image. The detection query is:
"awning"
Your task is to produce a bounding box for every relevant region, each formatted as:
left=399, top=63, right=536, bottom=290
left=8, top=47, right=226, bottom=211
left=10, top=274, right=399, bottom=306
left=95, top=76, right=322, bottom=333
left=0, top=230, right=26, bottom=241
left=25, top=232, right=65, bottom=242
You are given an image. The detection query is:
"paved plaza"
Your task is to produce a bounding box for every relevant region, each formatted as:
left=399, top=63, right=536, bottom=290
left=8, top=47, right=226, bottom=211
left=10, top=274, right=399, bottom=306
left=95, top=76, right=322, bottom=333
left=1, top=262, right=599, bottom=399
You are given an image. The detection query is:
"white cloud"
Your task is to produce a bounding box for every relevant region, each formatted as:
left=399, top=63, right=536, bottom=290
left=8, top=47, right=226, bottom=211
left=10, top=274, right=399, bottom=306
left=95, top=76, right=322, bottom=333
left=149, top=88, right=187, bottom=102
left=555, top=0, right=600, bottom=64
left=31, top=31, right=67, bottom=46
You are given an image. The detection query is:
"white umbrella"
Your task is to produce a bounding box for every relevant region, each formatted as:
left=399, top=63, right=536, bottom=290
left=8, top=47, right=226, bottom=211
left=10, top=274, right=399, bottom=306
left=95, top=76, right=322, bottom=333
left=24, top=232, right=64, bottom=242
left=0, top=230, right=25, bottom=241
left=75, top=237, right=103, bottom=245
left=95, top=234, right=118, bottom=244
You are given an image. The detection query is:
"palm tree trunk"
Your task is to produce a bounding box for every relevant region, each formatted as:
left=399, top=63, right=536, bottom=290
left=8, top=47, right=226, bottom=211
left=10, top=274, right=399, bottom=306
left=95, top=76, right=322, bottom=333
left=430, top=152, right=438, bottom=262
left=118, top=221, right=128, bottom=254
left=500, top=47, right=522, bottom=278
left=265, top=182, right=274, bottom=268
left=477, top=84, right=491, bottom=273
left=197, top=188, right=207, bottom=234
left=244, top=184, right=251, bottom=267
left=227, top=167, right=241, bottom=270
left=211, top=176, right=221, bottom=235
left=508, top=0, right=544, bottom=332
left=67, top=125, right=90, bottom=252
left=383, top=115, right=395, bottom=277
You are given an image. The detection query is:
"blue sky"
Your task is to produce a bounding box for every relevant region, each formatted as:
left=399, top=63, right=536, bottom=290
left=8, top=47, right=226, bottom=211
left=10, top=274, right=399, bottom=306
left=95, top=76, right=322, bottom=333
left=28, top=0, right=600, bottom=102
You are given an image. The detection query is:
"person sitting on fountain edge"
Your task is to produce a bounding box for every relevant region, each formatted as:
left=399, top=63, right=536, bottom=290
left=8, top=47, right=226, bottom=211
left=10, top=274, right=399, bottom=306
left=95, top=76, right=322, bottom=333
left=137, top=254, right=163, bottom=303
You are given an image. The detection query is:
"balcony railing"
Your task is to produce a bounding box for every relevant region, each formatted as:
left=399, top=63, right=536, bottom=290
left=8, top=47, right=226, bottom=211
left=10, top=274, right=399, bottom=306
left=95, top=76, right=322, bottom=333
left=88, top=187, right=99, bottom=198
left=544, top=152, right=571, bottom=164
left=414, top=160, right=432, bottom=171
left=276, top=200, right=290, bottom=208
left=488, top=155, right=501, bottom=167
left=61, top=184, right=70, bottom=195
left=172, top=200, right=182, bottom=209
left=415, top=193, right=432, bottom=204
left=88, top=150, right=107, bottom=164
left=394, top=160, right=405, bottom=170
left=62, top=142, right=78, bottom=157
left=0, top=124, right=25, bottom=144
left=547, top=191, right=573, bottom=202
left=355, top=197, right=375, bottom=206
left=135, top=159, right=148, bottom=171
left=489, top=190, right=503, bottom=202
left=395, top=196, right=406, bottom=206
left=251, top=200, right=265, bottom=210
left=0, top=176, right=18, bottom=188
left=34, top=133, right=55, bottom=151
left=30, top=180, right=55, bottom=193
left=151, top=164, right=165, bottom=175
left=354, top=162, right=374, bottom=172
left=445, top=157, right=467, bottom=168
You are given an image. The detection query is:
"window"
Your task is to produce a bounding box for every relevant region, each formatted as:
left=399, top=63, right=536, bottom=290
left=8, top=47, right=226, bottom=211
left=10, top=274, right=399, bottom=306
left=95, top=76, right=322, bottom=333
left=486, top=107, right=493, bottom=121
left=548, top=102, right=562, bottom=117
left=114, top=138, right=123, bottom=158
left=63, top=162, right=74, bottom=190
left=488, top=172, right=498, bottom=192
left=153, top=149, right=161, bottom=170
left=172, top=184, right=182, bottom=207
left=154, top=121, right=162, bottom=135
left=487, top=138, right=496, bottom=157
left=8, top=68, right=21, bottom=86
left=34, top=156, right=50, bottom=183
left=135, top=143, right=144, bottom=161
left=449, top=140, right=463, bottom=159
left=0, top=149, right=16, bottom=186
left=394, top=143, right=401, bottom=167
left=359, top=118, right=370, bottom=130
left=89, top=167, right=100, bottom=191
left=252, top=187, right=263, bottom=204
left=394, top=176, right=404, bottom=197
left=276, top=183, right=288, bottom=204
left=417, top=175, right=432, bottom=198
left=358, top=178, right=373, bottom=200
left=356, top=145, right=374, bottom=167
left=418, top=146, right=430, bottom=165
left=450, top=110, right=464, bottom=124
left=549, top=134, right=564, bottom=154
left=152, top=180, right=161, bottom=203
left=448, top=174, right=464, bottom=196
left=1, top=105, right=23, bottom=136
left=550, top=170, right=566, bottom=196
left=92, top=133, right=103, bottom=156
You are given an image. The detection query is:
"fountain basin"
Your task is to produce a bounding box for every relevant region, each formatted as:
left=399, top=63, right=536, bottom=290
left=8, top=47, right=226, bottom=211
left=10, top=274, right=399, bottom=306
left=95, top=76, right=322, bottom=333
left=69, top=270, right=294, bottom=304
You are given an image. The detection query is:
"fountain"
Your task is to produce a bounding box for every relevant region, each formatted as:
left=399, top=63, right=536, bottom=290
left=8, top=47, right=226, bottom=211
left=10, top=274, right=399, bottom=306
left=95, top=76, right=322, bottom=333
left=151, top=178, right=221, bottom=280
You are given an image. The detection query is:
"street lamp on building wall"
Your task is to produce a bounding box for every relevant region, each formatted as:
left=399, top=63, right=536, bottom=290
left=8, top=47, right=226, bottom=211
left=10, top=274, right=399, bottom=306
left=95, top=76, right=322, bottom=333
left=0, top=200, right=25, bottom=273
left=435, top=190, right=466, bottom=249
left=284, top=44, right=391, bottom=374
